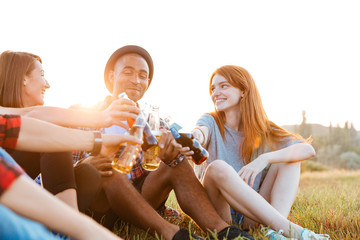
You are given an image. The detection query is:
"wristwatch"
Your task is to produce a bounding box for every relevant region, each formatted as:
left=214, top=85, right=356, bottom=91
left=167, top=153, right=185, bottom=168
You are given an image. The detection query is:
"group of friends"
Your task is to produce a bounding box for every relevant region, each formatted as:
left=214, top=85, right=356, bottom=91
left=0, top=45, right=330, bottom=240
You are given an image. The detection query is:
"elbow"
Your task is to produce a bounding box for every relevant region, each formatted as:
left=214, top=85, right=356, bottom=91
left=305, top=143, right=316, bottom=159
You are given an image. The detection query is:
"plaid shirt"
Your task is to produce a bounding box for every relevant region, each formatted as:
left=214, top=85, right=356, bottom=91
left=0, top=115, right=21, bottom=152
left=0, top=115, right=24, bottom=196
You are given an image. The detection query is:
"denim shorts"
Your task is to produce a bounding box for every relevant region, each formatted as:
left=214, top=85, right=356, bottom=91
left=230, top=206, right=244, bottom=225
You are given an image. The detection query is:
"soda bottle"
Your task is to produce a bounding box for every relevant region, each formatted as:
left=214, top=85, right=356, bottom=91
left=112, top=111, right=146, bottom=173
left=169, top=124, right=209, bottom=165
left=142, top=105, right=161, bottom=171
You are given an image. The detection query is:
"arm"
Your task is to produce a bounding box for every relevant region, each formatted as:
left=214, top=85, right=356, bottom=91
left=16, top=116, right=142, bottom=155
left=239, top=142, right=315, bottom=187
left=258, top=142, right=316, bottom=164
left=0, top=97, right=139, bottom=129
left=0, top=175, right=121, bottom=240
left=192, top=125, right=210, bottom=146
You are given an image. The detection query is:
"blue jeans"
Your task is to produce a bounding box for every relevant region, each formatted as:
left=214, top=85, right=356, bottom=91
left=0, top=204, right=60, bottom=240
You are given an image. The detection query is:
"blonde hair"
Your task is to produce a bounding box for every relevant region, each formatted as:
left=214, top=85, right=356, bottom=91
left=209, top=65, right=306, bottom=164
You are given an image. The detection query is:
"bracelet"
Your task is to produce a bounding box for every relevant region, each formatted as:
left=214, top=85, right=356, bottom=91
left=167, top=153, right=185, bottom=168
left=90, top=131, right=102, bottom=156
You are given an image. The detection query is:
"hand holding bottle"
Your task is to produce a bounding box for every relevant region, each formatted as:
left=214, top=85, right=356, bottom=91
left=117, top=92, right=138, bottom=127
left=156, top=128, right=182, bottom=165
left=112, top=111, right=146, bottom=174
left=169, top=125, right=209, bottom=165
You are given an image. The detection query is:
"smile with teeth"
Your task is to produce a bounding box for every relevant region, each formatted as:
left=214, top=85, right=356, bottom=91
left=215, top=98, right=226, bottom=104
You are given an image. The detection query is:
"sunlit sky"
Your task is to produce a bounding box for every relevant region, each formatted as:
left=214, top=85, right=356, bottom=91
left=1, top=0, right=359, bottom=132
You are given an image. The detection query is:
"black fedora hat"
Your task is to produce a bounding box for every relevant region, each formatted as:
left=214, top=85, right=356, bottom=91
left=104, top=45, right=154, bottom=93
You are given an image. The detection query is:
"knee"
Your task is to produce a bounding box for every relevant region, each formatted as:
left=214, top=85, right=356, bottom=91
left=101, top=170, right=130, bottom=188
left=205, top=160, right=233, bottom=182
left=284, top=161, right=301, bottom=171
left=75, top=163, right=101, bottom=192
left=277, top=161, right=301, bottom=176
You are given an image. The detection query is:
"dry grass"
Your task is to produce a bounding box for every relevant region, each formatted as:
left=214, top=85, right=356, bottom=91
left=289, top=169, right=360, bottom=240
left=113, top=169, right=360, bottom=239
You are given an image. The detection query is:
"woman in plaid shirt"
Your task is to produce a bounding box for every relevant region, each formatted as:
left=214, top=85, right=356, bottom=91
left=0, top=114, right=141, bottom=239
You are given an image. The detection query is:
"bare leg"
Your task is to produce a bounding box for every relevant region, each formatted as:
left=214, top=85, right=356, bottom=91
left=93, top=170, right=179, bottom=240
left=141, top=160, right=229, bottom=234
left=259, top=162, right=301, bottom=217
left=243, top=162, right=301, bottom=228
left=203, top=160, right=303, bottom=238
left=202, top=176, right=232, bottom=224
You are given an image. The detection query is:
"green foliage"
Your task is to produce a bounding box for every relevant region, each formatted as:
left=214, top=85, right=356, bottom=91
left=290, top=111, right=360, bottom=170
left=340, top=151, right=360, bottom=169
left=314, top=144, right=342, bottom=167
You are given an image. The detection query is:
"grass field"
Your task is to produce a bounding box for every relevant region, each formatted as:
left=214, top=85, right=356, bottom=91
left=114, top=169, right=360, bottom=240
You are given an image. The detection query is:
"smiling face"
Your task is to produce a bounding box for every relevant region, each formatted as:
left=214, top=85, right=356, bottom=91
left=210, top=74, right=244, bottom=112
left=109, top=54, right=149, bottom=102
left=22, top=60, right=50, bottom=107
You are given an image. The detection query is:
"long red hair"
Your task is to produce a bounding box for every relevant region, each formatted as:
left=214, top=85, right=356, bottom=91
left=209, top=65, right=305, bottom=164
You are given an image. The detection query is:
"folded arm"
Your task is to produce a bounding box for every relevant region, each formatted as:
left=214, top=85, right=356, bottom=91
left=17, top=116, right=142, bottom=155
left=0, top=97, right=139, bottom=129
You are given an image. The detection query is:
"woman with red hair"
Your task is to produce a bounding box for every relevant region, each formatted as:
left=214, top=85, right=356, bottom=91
left=191, top=65, right=329, bottom=239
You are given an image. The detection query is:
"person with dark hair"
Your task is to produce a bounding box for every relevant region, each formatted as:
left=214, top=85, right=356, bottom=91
left=77, top=45, right=255, bottom=240
left=189, top=65, right=330, bottom=239
left=0, top=50, right=140, bottom=212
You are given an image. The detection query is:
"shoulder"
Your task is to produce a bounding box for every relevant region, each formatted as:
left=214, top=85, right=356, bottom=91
left=196, top=113, right=215, bottom=126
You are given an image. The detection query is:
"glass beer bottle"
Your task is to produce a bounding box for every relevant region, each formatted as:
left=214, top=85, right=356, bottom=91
left=142, top=105, right=161, bottom=171
left=112, top=111, right=146, bottom=173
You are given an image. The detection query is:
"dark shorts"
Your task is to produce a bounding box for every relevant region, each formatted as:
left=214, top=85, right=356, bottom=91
left=132, top=171, right=150, bottom=193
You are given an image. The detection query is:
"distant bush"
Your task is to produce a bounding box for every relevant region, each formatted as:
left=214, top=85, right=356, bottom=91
left=301, top=160, right=330, bottom=173
left=340, top=151, right=360, bottom=169
left=315, top=145, right=342, bottom=166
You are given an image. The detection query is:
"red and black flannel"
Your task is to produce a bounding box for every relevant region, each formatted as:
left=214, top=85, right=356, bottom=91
left=0, top=115, right=21, bottom=151
left=0, top=115, right=24, bottom=196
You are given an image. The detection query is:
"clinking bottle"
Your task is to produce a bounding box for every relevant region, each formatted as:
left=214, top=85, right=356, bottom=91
left=118, top=92, right=158, bottom=150
left=118, top=92, right=135, bottom=127
left=169, top=124, right=209, bottom=165
left=142, top=105, right=161, bottom=171
left=112, top=111, right=146, bottom=174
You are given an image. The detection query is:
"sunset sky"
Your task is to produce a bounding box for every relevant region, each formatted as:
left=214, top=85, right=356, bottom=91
left=1, top=0, right=359, bottom=132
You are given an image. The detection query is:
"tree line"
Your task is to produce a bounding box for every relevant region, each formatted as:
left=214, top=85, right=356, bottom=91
left=294, top=111, right=360, bottom=169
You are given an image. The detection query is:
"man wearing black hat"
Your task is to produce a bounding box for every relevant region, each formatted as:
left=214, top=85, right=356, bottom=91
left=80, top=45, right=255, bottom=240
